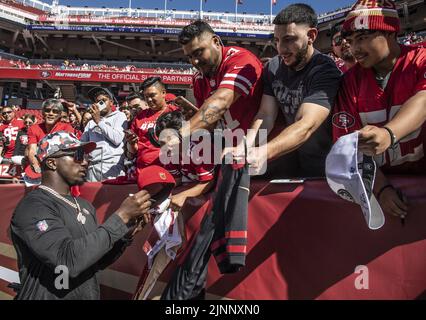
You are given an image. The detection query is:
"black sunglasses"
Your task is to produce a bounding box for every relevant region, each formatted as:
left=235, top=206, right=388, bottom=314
left=2, top=111, right=13, bottom=116
left=333, top=35, right=343, bottom=46
left=43, top=107, right=61, bottom=115
left=50, top=148, right=87, bottom=163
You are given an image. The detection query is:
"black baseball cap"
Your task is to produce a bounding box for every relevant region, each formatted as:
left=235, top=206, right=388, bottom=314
left=87, top=87, right=115, bottom=102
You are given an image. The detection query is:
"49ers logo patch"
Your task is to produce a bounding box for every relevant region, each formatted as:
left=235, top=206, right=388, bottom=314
left=40, top=71, right=51, bottom=78
left=337, top=189, right=355, bottom=203
left=332, top=112, right=355, bottom=129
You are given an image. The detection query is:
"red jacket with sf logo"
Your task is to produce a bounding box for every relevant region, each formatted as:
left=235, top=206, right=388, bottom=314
left=332, top=45, right=426, bottom=174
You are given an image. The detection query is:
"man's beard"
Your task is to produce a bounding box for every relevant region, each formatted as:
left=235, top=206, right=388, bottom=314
left=201, top=52, right=219, bottom=77
left=291, top=41, right=309, bottom=70
left=342, top=50, right=355, bottom=63
left=200, top=62, right=215, bottom=77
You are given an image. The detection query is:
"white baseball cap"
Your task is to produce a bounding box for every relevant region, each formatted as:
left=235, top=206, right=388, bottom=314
left=326, top=131, right=385, bottom=230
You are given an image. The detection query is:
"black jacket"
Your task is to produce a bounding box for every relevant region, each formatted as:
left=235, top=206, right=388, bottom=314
left=13, top=129, right=28, bottom=157
left=161, top=161, right=250, bottom=300
left=10, top=188, right=131, bottom=300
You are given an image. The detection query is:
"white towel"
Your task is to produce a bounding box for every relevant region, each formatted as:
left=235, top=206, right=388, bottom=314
left=144, top=203, right=182, bottom=269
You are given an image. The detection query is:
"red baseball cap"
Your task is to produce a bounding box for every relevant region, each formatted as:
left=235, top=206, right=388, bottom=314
left=137, top=165, right=175, bottom=190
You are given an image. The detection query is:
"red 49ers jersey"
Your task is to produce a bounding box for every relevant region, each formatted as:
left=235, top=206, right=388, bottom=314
left=165, top=141, right=215, bottom=182
left=333, top=45, right=426, bottom=174
left=27, top=122, right=75, bottom=145
left=130, top=104, right=178, bottom=169
left=0, top=119, right=25, bottom=158
left=193, top=46, right=263, bottom=133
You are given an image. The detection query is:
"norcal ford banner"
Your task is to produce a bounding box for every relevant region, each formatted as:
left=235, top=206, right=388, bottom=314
left=0, top=68, right=193, bottom=84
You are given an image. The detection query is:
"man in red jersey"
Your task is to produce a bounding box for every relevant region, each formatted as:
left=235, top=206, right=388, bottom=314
left=0, top=106, right=25, bottom=162
left=179, top=20, right=263, bottom=136
left=27, top=99, right=75, bottom=175
left=125, top=77, right=179, bottom=173
left=333, top=0, right=426, bottom=219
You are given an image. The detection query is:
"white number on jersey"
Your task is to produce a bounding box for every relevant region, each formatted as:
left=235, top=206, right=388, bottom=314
left=359, top=105, right=424, bottom=167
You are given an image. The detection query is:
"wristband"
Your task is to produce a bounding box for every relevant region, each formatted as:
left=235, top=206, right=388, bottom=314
left=376, top=184, right=394, bottom=201
left=382, top=126, right=397, bottom=149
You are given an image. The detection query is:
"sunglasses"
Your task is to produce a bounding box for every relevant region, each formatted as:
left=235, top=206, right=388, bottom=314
left=2, top=111, right=13, bottom=116
left=24, top=121, right=34, bottom=126
left=50, top=148, right=88, bottom=163
left=333, top=35, right=343, bottom=46
left=43, top=108, right=61, bottom=115
left=73, top=147, right=87, bottom=163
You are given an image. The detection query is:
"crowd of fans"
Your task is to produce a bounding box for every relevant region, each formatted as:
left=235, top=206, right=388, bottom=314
left=400, top=31, right=426, bottom=45
left=0, top=58, right=195, bottom=74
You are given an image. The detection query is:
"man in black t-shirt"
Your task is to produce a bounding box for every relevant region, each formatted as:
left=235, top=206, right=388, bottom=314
left=246, top=4, right=341, bottom=177
left=10, top=131, right=153, bottom=299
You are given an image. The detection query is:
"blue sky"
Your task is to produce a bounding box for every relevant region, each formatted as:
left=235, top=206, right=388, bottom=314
left=57, top=0, right=355, bottom=16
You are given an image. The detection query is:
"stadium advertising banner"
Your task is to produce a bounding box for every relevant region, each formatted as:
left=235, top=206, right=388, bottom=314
left=28, top=24, right=273, bottom=39
left=38, top=15, right=274, bottom=32
left=317, top=11, right=348, bottom=24
left=0, top=68, right=193, bottom=84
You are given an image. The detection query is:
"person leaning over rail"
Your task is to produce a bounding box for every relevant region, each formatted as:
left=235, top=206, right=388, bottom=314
left=10, top=131, right=153, bottom=300
left=332, top=0, right=426, bottom=221
left=176, top=20, right=263, bottom=136
left=243, top=4, right=342, bottom=178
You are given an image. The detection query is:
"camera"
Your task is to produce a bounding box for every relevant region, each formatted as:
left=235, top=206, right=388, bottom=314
left=96, top=100, right=107, bottom=111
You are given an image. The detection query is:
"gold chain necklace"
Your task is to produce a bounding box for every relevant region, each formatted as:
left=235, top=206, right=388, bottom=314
left=39, top=185, right=87, bottom=224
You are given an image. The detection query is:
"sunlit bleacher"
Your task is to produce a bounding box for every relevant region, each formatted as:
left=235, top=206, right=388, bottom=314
left=0, top=0, right=358, bottom=34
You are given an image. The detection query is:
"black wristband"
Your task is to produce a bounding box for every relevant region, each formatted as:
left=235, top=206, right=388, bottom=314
left=376, top=184, right=394, bottom=201
left=383, top=126, right=397, bottom=149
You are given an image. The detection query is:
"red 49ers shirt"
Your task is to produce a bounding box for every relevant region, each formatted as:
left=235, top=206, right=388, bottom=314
left=130, top=104, right=178, bottom=169
left=165, top=141, right=215, bottom=182
left=193, top=46, right=263, bottom=133
left=28, top=122, right=75, bottom=145
left=333, top=45, right=426, bottom=174
left=0, top=119, right=25, bottom=158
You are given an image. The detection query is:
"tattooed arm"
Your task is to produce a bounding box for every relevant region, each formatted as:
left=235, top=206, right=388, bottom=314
left=183, top=88, right=241, bottom=134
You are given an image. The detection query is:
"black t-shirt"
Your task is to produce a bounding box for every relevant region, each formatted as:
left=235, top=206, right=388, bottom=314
left=263, top=51, right=342, bottom=176
left=10, top=188, right=131, bottom=300
left=13, top=129, right=28, bottom=157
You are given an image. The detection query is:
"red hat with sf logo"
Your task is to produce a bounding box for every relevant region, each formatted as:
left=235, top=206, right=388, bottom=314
left=342, top=0, right=400, bottom=34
